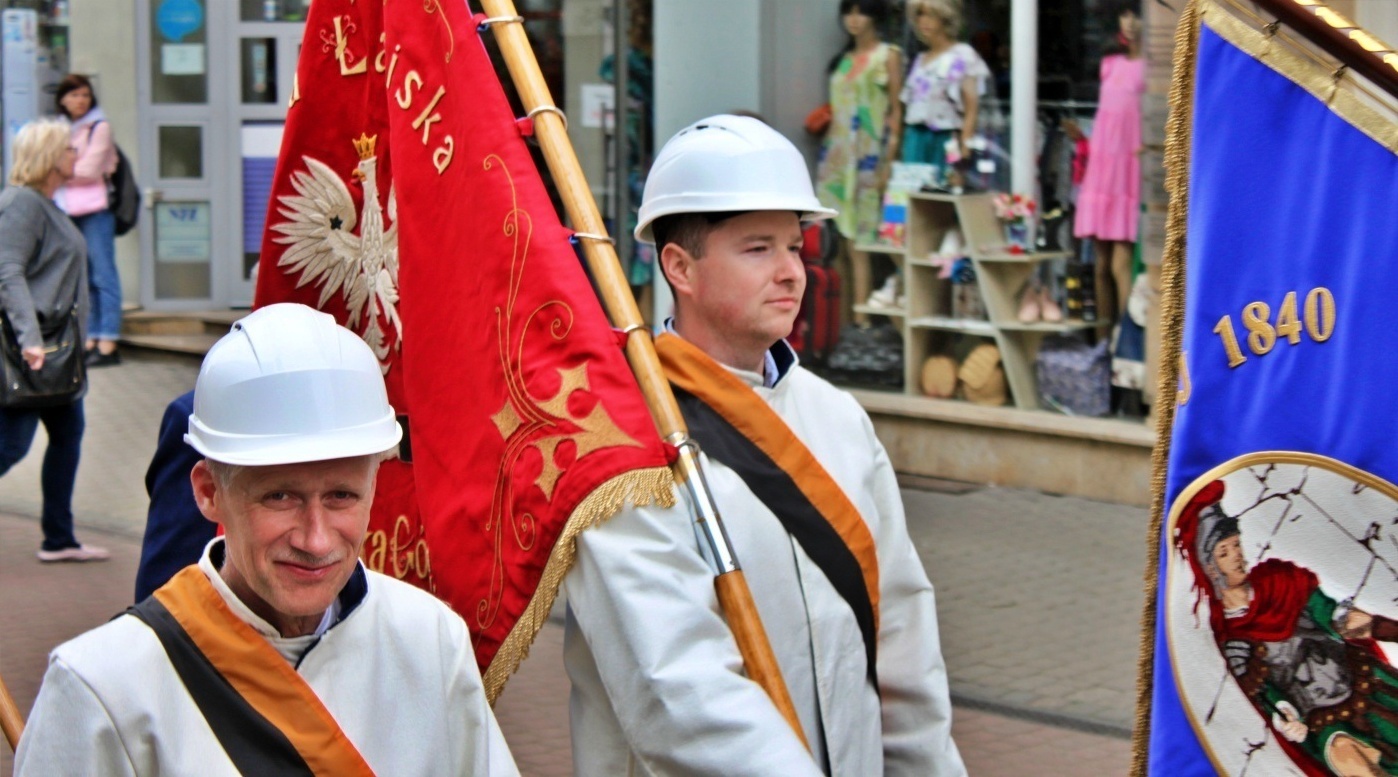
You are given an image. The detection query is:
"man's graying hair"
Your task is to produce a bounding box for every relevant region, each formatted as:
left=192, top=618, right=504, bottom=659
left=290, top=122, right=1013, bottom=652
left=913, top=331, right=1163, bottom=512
left=204, top=451, right=394, bottom=491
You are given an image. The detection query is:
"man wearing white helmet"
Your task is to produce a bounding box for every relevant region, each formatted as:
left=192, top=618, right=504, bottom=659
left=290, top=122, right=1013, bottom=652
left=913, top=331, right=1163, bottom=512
left=16, top=303, right=519, bottom=776
left=563, top=115, right=965, bottom=775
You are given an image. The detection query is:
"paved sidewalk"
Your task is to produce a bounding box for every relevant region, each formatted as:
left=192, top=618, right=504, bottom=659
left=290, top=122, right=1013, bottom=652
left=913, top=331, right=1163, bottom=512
left=0, top=352, right=1137, bottom=773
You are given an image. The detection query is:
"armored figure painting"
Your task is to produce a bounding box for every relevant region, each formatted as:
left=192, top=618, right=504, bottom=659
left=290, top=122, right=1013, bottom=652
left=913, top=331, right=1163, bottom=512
left=1177, top=479, right=1398, bottom=776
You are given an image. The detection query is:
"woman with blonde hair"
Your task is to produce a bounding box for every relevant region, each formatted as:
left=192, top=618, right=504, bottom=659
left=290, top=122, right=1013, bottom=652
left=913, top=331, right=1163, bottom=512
left=0, top=118, right=108, bottom=562
left=900, top=0, right=989, bottom=186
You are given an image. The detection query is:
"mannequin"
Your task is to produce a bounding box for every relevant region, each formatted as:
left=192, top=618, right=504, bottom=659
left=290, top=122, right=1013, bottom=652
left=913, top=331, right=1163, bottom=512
left=814, top=0, right=902, bottom=326
left=900, top=0, right=988, bottom=188
left=1073, top=3, right=1145, bottom=324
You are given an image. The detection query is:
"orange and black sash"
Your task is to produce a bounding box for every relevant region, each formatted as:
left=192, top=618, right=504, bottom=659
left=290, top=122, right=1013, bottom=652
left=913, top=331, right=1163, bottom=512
left=128, top=565, right=375, bottom=777
left=656, top=333, right=882, bottom=688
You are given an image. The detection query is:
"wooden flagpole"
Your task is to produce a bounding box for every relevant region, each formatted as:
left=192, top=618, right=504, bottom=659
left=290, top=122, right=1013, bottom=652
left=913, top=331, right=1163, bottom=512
left=1, top=671, right=23, bottom=752
left=477, top=0, right=810, bottom=750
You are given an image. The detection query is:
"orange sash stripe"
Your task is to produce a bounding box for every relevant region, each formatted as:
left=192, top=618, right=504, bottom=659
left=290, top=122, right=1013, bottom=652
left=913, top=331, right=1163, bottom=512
left=655, top=333, right=881, bottom=633
left=154, top=567, right=376, bottom=777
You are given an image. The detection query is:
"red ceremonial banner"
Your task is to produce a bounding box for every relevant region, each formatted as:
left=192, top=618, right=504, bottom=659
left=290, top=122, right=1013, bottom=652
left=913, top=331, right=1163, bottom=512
left=258, top=0, right=674, bottom=696
left=253, top=3, right=433, bottom=593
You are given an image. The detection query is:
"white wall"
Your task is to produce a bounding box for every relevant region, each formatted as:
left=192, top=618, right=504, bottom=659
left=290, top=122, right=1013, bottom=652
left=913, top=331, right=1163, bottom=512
left=69, top=0, right=139, bottom=305
left=1357, top=0, right=1398, bottom=51
left=654, top=0, right=838, bottom=159
left=651, top=0, right=842, bottom=320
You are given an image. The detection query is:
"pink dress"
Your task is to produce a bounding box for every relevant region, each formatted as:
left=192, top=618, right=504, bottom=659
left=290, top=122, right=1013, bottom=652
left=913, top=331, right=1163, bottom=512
left=1074, top=55, right=1144, bottom=242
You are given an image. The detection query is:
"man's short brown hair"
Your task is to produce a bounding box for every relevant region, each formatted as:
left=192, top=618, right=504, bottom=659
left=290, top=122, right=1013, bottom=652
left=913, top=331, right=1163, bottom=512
left=652, top=212, right=746, bottom=294
left=652, top=212, right=747, bottom=261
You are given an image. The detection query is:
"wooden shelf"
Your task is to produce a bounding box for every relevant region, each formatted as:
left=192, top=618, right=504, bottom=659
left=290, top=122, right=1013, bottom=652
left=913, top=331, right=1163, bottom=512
left=853, top=304, right=906, bottom=318
left=995, top=319, right=1099, bottom=333
left=907, top=316, right=996, bottom=335
left=852, top=242, right=906, bottom=256
left=907, top=256, right=957, bottom=269
left=973, top=250, right=1072, bottom=263
left=908, top=191, right=973, bottom=203
left=844, top=192, right=1093, bottom=410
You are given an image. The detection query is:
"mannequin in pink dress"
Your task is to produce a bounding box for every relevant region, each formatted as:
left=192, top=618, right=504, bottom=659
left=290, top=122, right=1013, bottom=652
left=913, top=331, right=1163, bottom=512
left=1073, top=5, right=1144, bottom=324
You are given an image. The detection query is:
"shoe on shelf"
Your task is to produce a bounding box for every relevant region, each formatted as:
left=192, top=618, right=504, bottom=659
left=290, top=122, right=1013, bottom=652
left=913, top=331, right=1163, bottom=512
left=1017, top=285, right=1041, bottom=323
left=86, top=350, right=121, bottom=368
left=37, top=544, right=111, bottom=563
left=867, top=274, right=901, bottom=309
left=935, top=227, right=964, bottom=258
left=1039, top=287, right=1063, bottom=323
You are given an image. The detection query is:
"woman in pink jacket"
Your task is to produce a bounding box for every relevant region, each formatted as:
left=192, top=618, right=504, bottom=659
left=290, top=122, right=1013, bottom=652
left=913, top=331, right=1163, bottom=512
left=56, top=74, right=121, bottom=367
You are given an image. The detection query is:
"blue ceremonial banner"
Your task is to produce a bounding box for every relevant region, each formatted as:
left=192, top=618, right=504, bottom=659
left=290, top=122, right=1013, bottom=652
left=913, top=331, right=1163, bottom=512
left=1147, top=7, right=1398, bottom=777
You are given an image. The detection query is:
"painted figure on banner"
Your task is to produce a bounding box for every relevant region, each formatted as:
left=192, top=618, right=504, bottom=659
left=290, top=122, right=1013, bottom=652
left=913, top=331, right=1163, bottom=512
left=1169, top=461, right=1398, bottom=776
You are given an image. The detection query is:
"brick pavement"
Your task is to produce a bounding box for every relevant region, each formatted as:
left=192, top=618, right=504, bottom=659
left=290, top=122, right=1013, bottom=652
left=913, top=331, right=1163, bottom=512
left=908, top=486, right=1146, bottom=733
left=0, top=352, right=1138, bottom=773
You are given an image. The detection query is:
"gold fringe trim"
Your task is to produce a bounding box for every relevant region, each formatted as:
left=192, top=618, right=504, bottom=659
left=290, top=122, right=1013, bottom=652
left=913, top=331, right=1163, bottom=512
left=1131, top=1, right=1201, bottom=773
left=1204, top=0, right=1398, bottom=153
left=481, top=466, right=676, bottom=703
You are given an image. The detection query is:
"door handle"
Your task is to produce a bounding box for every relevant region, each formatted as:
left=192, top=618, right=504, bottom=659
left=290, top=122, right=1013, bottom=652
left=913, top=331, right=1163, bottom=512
left=143, top=188, right=163, bottom=207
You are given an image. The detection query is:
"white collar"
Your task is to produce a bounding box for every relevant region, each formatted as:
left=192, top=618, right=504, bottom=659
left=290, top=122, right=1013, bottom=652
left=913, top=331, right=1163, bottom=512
left=198, top=538, right=341, bottom=663
left=662, top=318, right=797, bottom=388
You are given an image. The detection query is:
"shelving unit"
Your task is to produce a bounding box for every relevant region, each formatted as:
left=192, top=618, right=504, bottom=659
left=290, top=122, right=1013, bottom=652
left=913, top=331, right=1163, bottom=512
left=851, top=192, right=1095, bottom=410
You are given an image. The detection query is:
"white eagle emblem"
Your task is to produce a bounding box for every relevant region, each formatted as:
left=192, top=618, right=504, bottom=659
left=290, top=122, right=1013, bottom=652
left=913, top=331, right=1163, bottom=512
left=272, top=133, right=400, bottom=372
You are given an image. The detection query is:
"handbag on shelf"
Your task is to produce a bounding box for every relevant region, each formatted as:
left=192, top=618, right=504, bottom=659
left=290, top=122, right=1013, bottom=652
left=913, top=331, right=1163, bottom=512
left=1, top=305, right=86, bottom=409
left=825, top=322, right=904, bottom=389
left=1035, top=334, right=1109, bottom=417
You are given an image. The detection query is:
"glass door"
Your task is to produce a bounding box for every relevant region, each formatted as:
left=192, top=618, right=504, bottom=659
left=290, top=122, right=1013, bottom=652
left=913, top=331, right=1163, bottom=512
left=136, top=0, right=227, bottom=308
left=228, top=14, right=302, bottom=306
left=136, top=0, right=304, bottom=309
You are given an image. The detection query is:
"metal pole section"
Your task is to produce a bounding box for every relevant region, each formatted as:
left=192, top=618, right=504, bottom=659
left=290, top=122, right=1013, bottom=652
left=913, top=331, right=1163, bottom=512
left=477, top=0, right=809, bottom=750
left=1010, top=0, right=1038, bottom=202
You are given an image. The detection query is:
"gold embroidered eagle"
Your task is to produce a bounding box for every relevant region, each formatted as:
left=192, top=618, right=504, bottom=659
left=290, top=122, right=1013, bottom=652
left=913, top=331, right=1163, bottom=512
left=271, top=134, right=401, bottom=372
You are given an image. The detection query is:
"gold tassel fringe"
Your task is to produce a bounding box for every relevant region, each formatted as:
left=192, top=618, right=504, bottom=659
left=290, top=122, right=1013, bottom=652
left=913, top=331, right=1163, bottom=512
left=1131, top=1, right=1200, bottom=773
left=481, top=466, right=676, bottom=703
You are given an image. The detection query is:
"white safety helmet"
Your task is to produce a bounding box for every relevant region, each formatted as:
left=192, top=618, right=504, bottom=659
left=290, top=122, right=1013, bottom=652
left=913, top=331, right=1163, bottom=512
left=185, top=303, right=402, bottom=466
left=634, top=114, right=837, bottom=244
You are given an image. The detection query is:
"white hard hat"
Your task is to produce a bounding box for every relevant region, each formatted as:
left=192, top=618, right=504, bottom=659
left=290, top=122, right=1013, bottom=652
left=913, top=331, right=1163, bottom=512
left=185, top=303, right=402, bottom=466
left=634, top=114, right=837, bottom=244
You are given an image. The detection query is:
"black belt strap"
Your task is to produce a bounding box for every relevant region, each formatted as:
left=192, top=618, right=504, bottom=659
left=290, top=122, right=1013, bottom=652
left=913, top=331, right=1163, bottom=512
left=127, top=598, right=315, bottom=776
left=674, top=388, right=879, bottom=691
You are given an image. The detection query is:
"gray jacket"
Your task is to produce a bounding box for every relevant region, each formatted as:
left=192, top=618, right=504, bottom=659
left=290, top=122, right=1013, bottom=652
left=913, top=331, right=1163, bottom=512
left=0, top=186, right=88, bottom=350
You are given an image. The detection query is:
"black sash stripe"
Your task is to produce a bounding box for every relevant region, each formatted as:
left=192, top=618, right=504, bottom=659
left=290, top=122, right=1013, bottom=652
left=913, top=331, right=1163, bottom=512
left=674, top=388, right=880, bottom=691
left=127, top=598, right=315, bottom=777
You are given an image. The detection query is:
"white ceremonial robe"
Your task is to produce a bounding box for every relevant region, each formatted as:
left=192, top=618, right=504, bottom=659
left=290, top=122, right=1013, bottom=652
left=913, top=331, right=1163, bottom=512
left=563, top=354, right=965, bottom=776
left=15, top=540, right=519, bottom=776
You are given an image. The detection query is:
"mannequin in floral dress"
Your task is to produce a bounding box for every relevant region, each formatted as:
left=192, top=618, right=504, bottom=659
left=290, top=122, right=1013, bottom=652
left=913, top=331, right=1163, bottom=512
left=900, top=0, right=988, bottom=186
left=1074, top=4, right=1146, bottom=324
left=815, top=0, right=902, bottom=325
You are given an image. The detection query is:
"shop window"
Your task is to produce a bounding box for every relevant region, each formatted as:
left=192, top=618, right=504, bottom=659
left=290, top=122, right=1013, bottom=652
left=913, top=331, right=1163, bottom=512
left=153, top=200, right=212, bottom=299
left=150, top=0, right=208, bottom=104
left=241, top=122, right=283, bottom=282
left=240, top=0, right=311, bottom=22
left=240, top=38, right=277, bottom=104
left=158, top=125, right=203, bottom=179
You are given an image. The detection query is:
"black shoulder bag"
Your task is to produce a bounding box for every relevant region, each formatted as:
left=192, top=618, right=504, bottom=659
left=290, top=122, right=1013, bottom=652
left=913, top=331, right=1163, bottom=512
left=1, top=306, right=86, bottom=409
